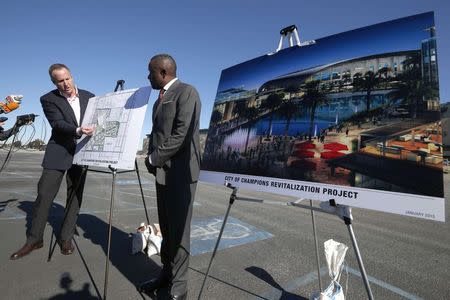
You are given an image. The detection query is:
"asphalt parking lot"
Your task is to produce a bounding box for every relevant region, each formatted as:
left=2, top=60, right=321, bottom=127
left=0, top=151, right=449, bottom=299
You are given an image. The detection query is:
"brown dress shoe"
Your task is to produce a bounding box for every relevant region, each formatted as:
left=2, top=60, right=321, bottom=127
left=10, top=241, right=44, bottom=260
left=59, top=240, right=74, bottom=255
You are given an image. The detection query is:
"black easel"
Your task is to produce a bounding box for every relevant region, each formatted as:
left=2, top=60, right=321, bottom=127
left=197, top=183, right=374, bottom=300
left=47, top=80, right=151, bottom=300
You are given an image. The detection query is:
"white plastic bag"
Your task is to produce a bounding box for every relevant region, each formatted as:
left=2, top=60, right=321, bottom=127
left=324, top=239, right=348, bottom=282
left=310, top=239, right=348, bottom=300
left=131, top=223, right=162, bottom=257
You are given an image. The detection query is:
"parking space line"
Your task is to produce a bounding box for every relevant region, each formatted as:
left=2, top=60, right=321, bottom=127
left=255, top=266, right=423, bottom=300
left=118, top=191, right=156, bottom=198
left=10, top=191, right=36, bottom=198
left=79, top=207, right=157, bottom=214
left=119, top=187, right=155, bottom=192
left=0, top=171, right=34, bottom=178
left=83, top=193, right=111, bottom=201
left=0, top=207, right=157, bottom=220
left=347, top=267, right=424, bottom=300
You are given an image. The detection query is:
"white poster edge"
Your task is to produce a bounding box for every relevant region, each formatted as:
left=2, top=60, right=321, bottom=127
left=199, top=170, right=445, bottom=222
left=73, top=87, right=150, bottom=171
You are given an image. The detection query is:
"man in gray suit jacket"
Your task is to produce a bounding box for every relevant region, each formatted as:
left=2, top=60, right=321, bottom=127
left=10, top=64, right=95, bottom=260
left=139, top=54, right=201, bottom=300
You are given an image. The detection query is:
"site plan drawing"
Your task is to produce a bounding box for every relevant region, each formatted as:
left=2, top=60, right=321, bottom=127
left=74, top=87, right=151, bottom=170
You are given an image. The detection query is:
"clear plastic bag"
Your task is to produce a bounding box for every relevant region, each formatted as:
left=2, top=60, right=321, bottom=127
left=310, top=239, right=348, bottom=300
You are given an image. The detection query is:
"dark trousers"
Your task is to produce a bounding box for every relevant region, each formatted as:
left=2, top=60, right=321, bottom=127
left=156, top=181, right=196, bottom=294
left=27, top=165, right=86, bottom=244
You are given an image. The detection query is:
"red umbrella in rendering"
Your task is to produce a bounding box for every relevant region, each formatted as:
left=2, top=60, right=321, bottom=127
left=320, top=151, right=346, bottom=159
left=294, top=141, right=315, bottom=150
left=323, top=142, right=348, bottom=151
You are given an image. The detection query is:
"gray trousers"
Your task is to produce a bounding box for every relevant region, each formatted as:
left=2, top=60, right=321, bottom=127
left=27, top=166, right=86, bottom=244
left=156, top=181, right=196, bottom=295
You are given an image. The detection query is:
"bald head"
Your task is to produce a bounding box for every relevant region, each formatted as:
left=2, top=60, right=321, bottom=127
left=148, top=54, right=177, bottom=90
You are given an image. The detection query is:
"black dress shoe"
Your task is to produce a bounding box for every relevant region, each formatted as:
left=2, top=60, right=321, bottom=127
left=138, top=277, right=169, bottom=296
left=10, top=241, right=44, bottom=260
left=167, top=291, right=187, bottom=300
left=59, top=240, right=74, bottom=255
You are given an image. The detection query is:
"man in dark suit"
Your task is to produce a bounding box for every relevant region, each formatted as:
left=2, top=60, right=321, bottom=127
left=139, top=54, right=201, bottom=300
left=10, top=63, right=95, bottom=260
left=0, top=118, right=20, bottom=141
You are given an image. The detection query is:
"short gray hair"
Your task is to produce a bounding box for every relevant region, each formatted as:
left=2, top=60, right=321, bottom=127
left=48, top=63, right=71, bottom=83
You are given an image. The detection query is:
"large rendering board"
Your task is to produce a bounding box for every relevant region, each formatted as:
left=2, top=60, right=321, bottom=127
left=201, top=12, right=445, bottom=221
left=74, top=87, right=151, bottom=170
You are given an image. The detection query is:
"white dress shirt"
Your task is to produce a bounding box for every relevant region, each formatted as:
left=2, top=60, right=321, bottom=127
left=59, top=86, right=82, bottom=135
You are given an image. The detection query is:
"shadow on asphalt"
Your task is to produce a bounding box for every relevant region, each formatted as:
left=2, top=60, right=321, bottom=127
left=246, top=266, right=309, bottom=300
left=47, top=272, right=97, bottom=300
left=17, top=201, right=160, bottom=300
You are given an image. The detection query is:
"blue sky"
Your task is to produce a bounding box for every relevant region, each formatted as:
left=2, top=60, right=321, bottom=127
left=218, top=12, right=434, bottom=93
left=1, top=1, right=449, bottom=147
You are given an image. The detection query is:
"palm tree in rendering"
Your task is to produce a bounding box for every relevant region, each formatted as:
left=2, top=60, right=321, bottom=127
left=242, top=106, right=259, bottom=155
left=389, top=53, right=438, bottom=118
left=261, top=92, right=283, bottom=138
left=389, top=67, right=437, bottom=118
left=210, top=109, right=223, bottom=126
left=352, top=71, right=380, bottom=112
left=377, top=66, right=392, bottom=89
left=284, top=84, right=299, bottom=100
left=232, top=100, right=247, bottom=123
left=302, top=80, right=329, bottom=140
left=278, top=100, right=302, bottom=138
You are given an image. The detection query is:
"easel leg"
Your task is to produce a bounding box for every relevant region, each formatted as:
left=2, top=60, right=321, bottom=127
left=103, top=167, right=117, bottom=300
left=47, top=166, right=88, bottom=262
left=134, top=159, right=150, bottom=225
left=197, top=186, right=237, bottom=300
left=344, top=217, right=374, bottom=300
left=310, top=200, right=322, bottom=291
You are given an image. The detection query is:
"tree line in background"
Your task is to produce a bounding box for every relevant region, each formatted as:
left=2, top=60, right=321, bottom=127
left=0, top=138, right=46, bottom=150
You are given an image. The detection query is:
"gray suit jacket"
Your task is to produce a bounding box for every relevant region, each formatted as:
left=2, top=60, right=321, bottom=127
left=149, top=80, right=201, bottom=185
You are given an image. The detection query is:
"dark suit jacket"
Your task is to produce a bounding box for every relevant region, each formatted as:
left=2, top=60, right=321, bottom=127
left=0, top=125, right=19, bottom=141
left=41, top=89, right=94, bottom=170
left=149, top=80, right=201, bottom=185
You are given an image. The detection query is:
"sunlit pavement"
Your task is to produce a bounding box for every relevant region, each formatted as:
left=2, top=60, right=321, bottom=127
left=0, top=151, right=449, bottom=299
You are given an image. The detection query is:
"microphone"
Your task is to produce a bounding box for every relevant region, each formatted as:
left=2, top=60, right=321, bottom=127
left=0, top=95, right=23, bottom=114
left=16, top=114, right=38, bottom=126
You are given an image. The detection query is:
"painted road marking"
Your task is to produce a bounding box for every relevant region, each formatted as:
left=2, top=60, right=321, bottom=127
left=117, top=191, right=156, bottom=198
left=116, top=179, right=151, bottom=185
left=0, top=207, right=158, bottom=220
left=0, top=171, right=34, bottom=178
left=190, top=216, right=273, bottom=256
left=252, top=266, right=423, bottom=300
left=117, top=190, right=199, bottom=206
left=347, top=267, right=424, bottom=300
left=119, top=187, right=156, bottom=192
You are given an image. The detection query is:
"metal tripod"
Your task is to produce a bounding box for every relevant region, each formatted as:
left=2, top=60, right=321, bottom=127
left=47, top=80, right=151, bottom=300
left=197, top=184, right=374, bottom=300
